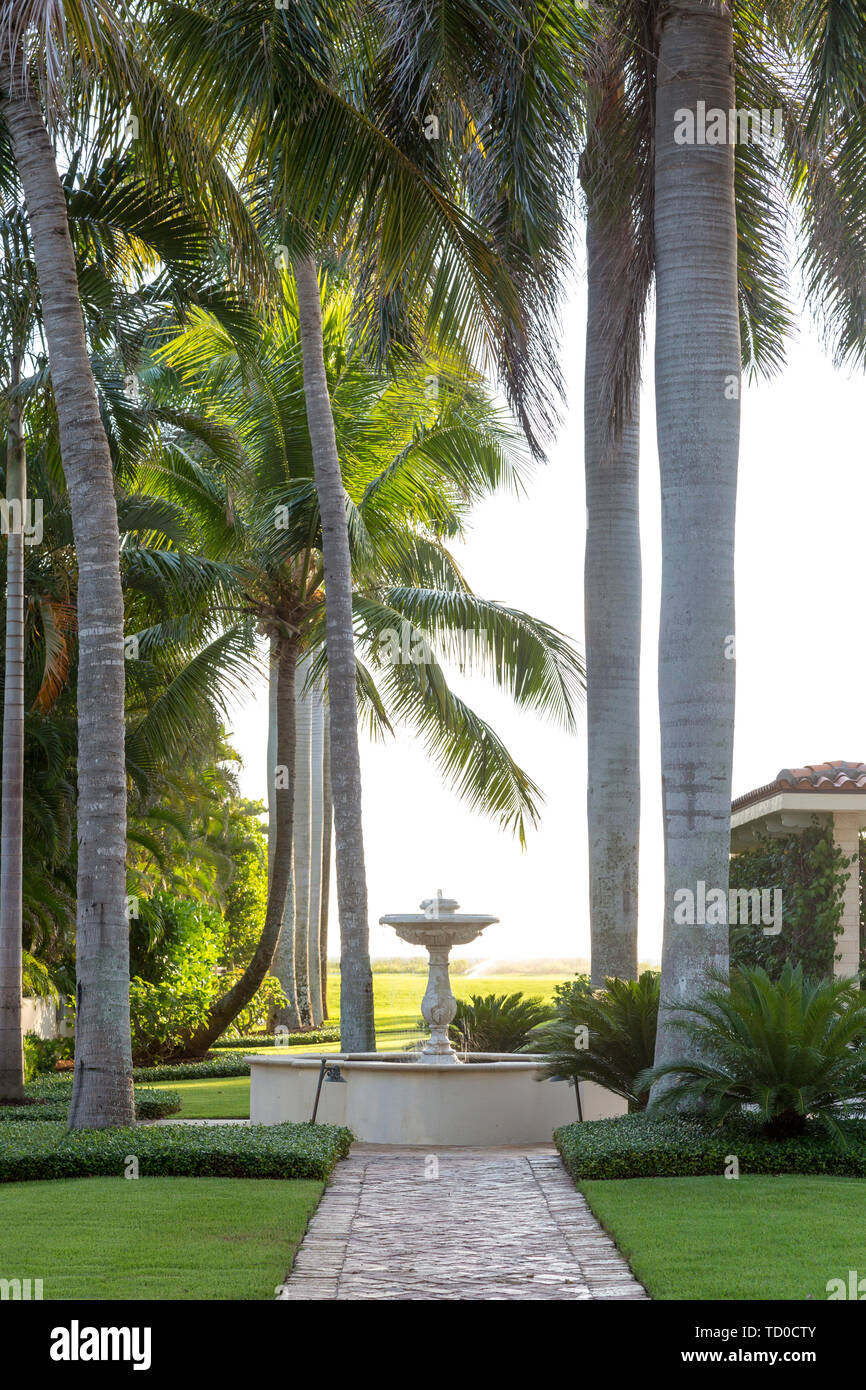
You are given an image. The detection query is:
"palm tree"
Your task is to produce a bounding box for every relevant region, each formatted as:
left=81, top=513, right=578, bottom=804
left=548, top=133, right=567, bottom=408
left=0, top=0, right=267, bottom=1124
left=150, top=282, right=585, bottom=1047
left=155, top=0, right=555, bottom=1051
left=319, top=701, right=332, bottom=1018
left=1, top=27, right=133, bottom=1127
left=579, top=49, right=650, bottom=986
left=306, top=674, right=326, bottom=1024
left=293, top=255, right=375, bottom=1047
left=0, top=349, right=28, bottom=1101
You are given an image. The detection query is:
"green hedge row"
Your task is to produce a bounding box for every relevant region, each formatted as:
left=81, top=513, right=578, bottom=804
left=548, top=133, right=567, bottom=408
left=0, top=1079, right=181, bottom=1124
left=132, top=1038, right=340, bottom=1083
left=132, top=1054, right=253, bottom=1082
left=555, top=1113, right=866, bottom=1181
left=211, top=1027, right=340, bottom=1050
left=0, top=1119, right=352, bottom=1183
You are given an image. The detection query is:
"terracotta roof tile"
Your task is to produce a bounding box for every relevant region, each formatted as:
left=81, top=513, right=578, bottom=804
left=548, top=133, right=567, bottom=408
left=732, top=761, right=866, bottom=812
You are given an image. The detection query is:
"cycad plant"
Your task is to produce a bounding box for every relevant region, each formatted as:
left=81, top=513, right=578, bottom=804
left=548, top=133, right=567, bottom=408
left=639, top=963, right=866, bottom=1139
left=533, top=971, right=659, bottom=1112
left=449, top=992, right=553, bottom=1054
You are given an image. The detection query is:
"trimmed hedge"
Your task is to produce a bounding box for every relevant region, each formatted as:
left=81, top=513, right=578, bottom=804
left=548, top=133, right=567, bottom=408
left=555, top=1113, right=866, bottom=1181
left=132, top=1039, right=339, bottom=1083
left=0, top=1119, right=352, bottom=1183
left=133, top=1054, right=253, bottom=1082
left=0, top=1078, right=181, bottom=1124
left=211, top=1027, right=340, bottom=1050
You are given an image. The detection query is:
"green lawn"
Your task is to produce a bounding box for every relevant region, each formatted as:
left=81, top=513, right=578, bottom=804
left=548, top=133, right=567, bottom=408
left=155, top=973, right=563, bottom=1118
left=0, top=1176, right=322, bottom=1299
left=581, top=1175, right=866, bottom=1299
left=337, top=971, right=561, bottom=1042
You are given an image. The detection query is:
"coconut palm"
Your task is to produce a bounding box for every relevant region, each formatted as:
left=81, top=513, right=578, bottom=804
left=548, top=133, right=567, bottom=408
left=0, top=226, right=33, bottom=1101
left=147, top=277, right=584, bottom=1048
left=0, top=0, right=271, bottom=1124
left=154, top=0, right=559, bottom=1051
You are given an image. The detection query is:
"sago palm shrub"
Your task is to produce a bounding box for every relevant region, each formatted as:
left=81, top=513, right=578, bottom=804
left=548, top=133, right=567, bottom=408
left=532, top=972, right=659, bottom=1111
left=639, top=964, right=866, bottom=1140
left=449, top=992, right=553, bottom=1055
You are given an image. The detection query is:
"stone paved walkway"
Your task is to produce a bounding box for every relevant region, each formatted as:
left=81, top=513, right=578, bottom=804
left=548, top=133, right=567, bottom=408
left=277, top=1145, right=648, bottom=1301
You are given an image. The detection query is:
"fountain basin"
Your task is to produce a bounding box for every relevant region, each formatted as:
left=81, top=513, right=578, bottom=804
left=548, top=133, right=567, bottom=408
left=248, top=1051, right=626, bottom=1145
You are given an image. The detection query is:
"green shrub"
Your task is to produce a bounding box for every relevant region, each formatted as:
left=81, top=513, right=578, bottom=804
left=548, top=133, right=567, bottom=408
left=555, top=1112, right=866, bottom=1181
left=640, top=963, right=866, bottom=1138
left=448, top=992, right=553, bottom=1053
left=730, top=825, right=848, bottom=979
left=0, top=1119, right=352, bottom=1183
left=211, top=1027, right=340, bottom=1050
left=0, top=1078, right=180, bottom=1123
left=532, top=972, right=659, bottom=1111
left=22, top=1034, right=73, bottom=1078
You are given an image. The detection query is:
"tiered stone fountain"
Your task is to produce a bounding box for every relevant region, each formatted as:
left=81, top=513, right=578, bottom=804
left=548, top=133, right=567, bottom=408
left=379, top=891, right=498, bottom=1064
left=248, top=891, right=625, bottom=1144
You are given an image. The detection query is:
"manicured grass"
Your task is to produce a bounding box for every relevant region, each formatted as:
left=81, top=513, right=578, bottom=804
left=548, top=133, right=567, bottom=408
left=168, top=1076, right=252, bottom=1118
left=0, top=1177, right=322, bottom=1299
left=581, top=1175, right=866, bottom=1300
left=152, top=973, right=563, bottom=1118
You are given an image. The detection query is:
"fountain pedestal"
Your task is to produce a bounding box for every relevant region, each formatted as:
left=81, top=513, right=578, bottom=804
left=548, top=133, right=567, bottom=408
left=379, top=893, right=498, bottom=1065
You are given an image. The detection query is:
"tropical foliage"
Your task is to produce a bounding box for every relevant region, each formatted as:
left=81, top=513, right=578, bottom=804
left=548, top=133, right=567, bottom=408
left=449, top=991, right=552, bottom=1054
left=639, top=964, right=866, bottom=1139
left=533, top=972, right=660, bottom=1112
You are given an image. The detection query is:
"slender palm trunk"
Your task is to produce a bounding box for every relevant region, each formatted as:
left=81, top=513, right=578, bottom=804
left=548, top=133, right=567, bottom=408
left=0, top=69, right=133, bottom=1127
left=290, top=655, right=312, bottom=1026
left=294, top=253, right=375, bottom=1051
left=268, top=642, right=301, bottom=1029
left=307, top=678, right=325, bottom=1024
left=186, top=639, right=299, bottom=1053
left=584, top=195, right=641, bottom=987
left=0, top=368, right=26, bottom=1101
left=650, top=0, right=739, bottom=1090
left=319, top=702, right=332, bottom=1019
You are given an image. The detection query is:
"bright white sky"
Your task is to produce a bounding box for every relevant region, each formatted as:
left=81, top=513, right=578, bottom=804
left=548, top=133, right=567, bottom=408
left=229, top=243, right=866, bottom=966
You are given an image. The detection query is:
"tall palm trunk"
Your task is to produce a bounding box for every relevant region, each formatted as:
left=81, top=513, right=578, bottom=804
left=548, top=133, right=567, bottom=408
left=294, top=253, right=375, bottom=1051
left=584, top=194, right=641, bottom=987
left=186, top=638, right=299, bottom=1053
left=307, top=678, right=325, bottom=1024
left=0, top=363, right=26, bottom=1101
left=319, top=702, right=332, bottom=1020
left=290, top=655, right=312, bottom=1026
left=650, top=0, right=739, bottom=1089
left=268, top=643, right=301, bottom=1029
left=0, top=68, right=133, bottom=1127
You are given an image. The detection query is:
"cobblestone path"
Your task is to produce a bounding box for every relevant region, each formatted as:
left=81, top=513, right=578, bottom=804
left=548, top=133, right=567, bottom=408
left=277, top=1146, right=648, bottom=1301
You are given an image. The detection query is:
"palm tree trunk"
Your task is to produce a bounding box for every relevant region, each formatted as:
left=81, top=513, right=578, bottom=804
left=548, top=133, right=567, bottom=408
left=320, top=701, right=332, bottom=1019
left=0, top=366, right=26, bottom=1101
left=307, top=677, right=325, bottom=1024
left=584, top=194, right=641, bottom=987
left=294, top=253, right=375, bottom=1051
left=185, top=637, right=299, bottom=1053
left=650, top=0, right=739, bottom=1090
left=0, top=67, right=134, bottom=1127
left=290, top=654, right=312, bottom=1026
left=268, top=641, right=301, bottom=1029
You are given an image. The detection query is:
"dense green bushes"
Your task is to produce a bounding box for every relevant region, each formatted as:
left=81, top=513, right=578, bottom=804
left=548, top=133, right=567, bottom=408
left=0, top=1079, right=180, bottom=1123
left=449, top=992, right=552, bottom=1052
left=210, top=1028, right=340, bottom=1050
left=532, top=972, right=659, bottom=1110
left=640, top=963, right=866, bottom=1137
left=555, top=1113, right=866, bottom=1181
left=0, top=1120, right=352, bottom=1183
left=729, top=825, right=848, bottom=978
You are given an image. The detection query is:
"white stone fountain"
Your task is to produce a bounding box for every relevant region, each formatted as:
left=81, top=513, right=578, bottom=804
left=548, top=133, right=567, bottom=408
left=247, top=889, right=626, bottom=1143
left=379, top=891, right=497, bottom=1064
